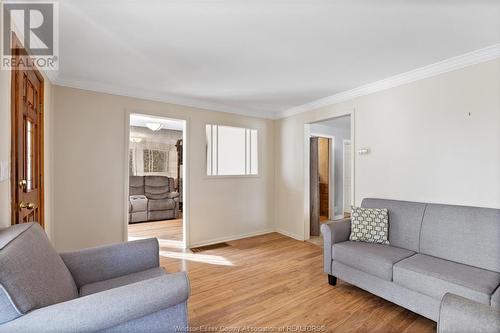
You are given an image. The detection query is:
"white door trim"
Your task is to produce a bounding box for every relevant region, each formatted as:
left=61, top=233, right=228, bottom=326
left=342, top=139, right=352, bottom=215
left=123, top=110, right=190, bottom=249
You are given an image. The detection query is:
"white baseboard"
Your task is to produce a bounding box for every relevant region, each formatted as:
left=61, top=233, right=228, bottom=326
left=275, top=228, right=305, bottom=241
left=188, top=229, right=275, bottom=248
left=189, top=227, right=310, bottom=248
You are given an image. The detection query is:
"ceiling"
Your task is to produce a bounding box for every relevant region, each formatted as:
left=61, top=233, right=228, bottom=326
left=55, top=0, right=500, bottom=118
left=130, top=114, right=184, bottom=131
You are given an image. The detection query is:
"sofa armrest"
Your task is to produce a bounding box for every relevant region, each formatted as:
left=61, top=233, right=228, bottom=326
left=60, top=238, right=159, bottom=288
left=438, top=293, right=500, bottom=333
left=0, top=272, right=190, bottom=333
left=167, top=191, right=180, bottom=199
left=320, top=219, right=351, bottom=274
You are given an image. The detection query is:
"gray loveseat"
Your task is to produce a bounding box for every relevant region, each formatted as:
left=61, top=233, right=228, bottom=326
left=438, top=293, right=500, bottom=333
left=129, top=175, right=180, bottom=223
left=321, top=198, right=500, bottom=321
left=0, top=223, right=190, bottom=332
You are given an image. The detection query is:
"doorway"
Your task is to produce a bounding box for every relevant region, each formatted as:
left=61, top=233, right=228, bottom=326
left=306, top=113, right=353, bottom=243
left=309, top=136, right=334, bottom=236
left=126, top=114, right=187, bottom=248
left=10, top=33, right=45, bottom=227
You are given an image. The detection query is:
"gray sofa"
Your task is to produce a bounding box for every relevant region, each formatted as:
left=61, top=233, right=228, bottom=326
left=438, top=293, right=500, bottom=333
left=321, top=198, right=500, bottom=321
left=129, top=176, right=180, bottom=223
left=0, top=223, right=190, bottom=332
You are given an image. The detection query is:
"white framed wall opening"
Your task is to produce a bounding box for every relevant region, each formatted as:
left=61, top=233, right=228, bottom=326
left=206, top=124, right=258, bottom=177
left=125, top=113, right=188, bottom=249
left=304, top=111, right=355, bottom=242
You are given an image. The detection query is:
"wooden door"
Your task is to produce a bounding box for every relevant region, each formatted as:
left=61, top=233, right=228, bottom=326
left=11, top=34, right=45, bottom=226
left=318, top=137, right=330, bottom=219
left=310, top=137, right=320, bottom=236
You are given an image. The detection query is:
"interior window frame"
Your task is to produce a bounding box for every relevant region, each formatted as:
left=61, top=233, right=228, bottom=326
left=205, top=124, right=259, bottom=178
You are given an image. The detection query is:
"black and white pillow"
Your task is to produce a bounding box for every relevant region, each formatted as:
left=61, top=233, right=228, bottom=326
left=349, top=206, right=389, bottom=245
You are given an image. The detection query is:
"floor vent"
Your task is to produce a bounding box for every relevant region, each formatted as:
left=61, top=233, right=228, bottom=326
left=190, top=242, right=230, bottom=252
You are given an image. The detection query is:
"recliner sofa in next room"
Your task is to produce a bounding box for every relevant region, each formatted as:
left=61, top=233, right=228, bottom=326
left=129, top=175, right=180, bottom=223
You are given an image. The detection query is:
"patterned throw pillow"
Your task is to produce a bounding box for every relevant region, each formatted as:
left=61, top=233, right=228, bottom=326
left=349, top=206, right=389, bottom=245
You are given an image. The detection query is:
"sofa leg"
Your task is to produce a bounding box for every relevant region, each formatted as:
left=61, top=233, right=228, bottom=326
left=328, top=274, right=337, bottom=286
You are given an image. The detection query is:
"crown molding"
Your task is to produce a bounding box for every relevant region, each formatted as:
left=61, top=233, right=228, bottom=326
left=46, top=43, right=500, bottom=120
left=51, top=77, right=276, bottom=119
left=42, top=70, right=57, bottom=83
left=276, top=43, right=500, bottom=119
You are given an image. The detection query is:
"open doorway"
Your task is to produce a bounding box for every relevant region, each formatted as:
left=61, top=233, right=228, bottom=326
left=308, top=114, right=352, bottom=244
left=126, top=114, right=186, bottom=248
left=309, top=136, right=334, bottom=236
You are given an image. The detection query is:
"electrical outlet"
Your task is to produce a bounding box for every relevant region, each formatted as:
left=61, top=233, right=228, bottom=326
left=0, top=161, right=9, bottom=182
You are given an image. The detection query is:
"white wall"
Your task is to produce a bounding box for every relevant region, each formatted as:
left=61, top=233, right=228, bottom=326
left=0, top=69, right=54, bottom=241
left=275, top=58, right=500, bottom=240
left=3, top=58, right=499, bottom=250
left=53, top=86, right=275, bottom=251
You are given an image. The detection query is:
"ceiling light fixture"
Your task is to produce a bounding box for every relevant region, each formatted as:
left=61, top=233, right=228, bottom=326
left=145, top=122, right=162, bottom=131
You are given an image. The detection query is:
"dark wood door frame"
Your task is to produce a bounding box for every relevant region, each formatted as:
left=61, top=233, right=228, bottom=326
left=10, top=32, right=45, bottom=227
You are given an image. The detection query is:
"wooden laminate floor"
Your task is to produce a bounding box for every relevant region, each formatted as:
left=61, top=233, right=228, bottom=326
left=128, top=218, right=183, bottom=241
left=128, top=223, right=436, bottom=333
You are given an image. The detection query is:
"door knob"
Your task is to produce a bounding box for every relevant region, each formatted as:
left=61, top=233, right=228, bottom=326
left=19, top=180, right=27, bottom=190
left=19, top=202, right=35, bottom=210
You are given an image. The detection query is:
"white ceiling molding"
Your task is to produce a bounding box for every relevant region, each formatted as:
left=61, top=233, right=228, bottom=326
left=276, top=43, right=500, bottom=119
left=48, top=43, right=500, bottom=120
left=36, top=1, right=500, bottom=117
left=52, top=77, right=276, bottom=119
left=43, top=70, right=58, bottom=83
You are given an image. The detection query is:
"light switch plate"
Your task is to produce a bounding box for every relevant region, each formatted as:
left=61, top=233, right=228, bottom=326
left=0, top=161, right=9, bottom=182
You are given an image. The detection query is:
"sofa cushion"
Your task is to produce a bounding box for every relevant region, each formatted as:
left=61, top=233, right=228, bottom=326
left=80, top=267, right=167, bottom=297
left=0, top=223, right=78, bottom=316
left=419, top=204, right=500, bottom=272
left=492, top=286, right=500, bottom=309
left=332, top=241, right=415, bottom=281
left=145, top=176, right=174, bottom=200
left=349, top=206, right=389, bottom=245
left=0, top=224, right=33, bottom=324
left=362, top=198, right=426, bottom=252
left=129, top=212, right=148, bottom=223
left=129, top=195, right=148, bottom=213
left=129, top=176, right=145, bottom=195
left=148, top=198, right=176, bottom=211
left=0, top=285, right=20, bottom=324
left=393, top=254, right=500, bottom=305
